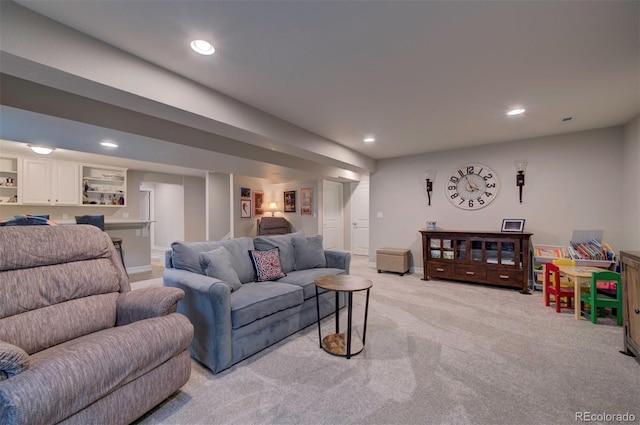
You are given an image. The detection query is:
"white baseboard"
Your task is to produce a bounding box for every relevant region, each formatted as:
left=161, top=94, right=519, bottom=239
left=127, top=265, right=152, bottom=274
left=367, top=261, right=423, bottom=275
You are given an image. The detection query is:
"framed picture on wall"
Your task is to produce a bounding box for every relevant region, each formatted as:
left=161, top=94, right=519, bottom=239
left=284, top=190, right=296, bottom=213
left=254, top=191, right=264, bottom=216
left=240, top=187, right=251, bottom=198
left=240, top=199, right=251, bottom=218
left=300, top=187, right=312, bottom=215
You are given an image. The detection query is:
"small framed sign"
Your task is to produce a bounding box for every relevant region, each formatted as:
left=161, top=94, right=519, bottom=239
left=501, top=219, right=525, bottom=232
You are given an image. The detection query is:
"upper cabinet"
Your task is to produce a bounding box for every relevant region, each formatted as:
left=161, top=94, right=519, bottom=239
left=0, top=156, right=20, bottom=205
left=22, top=159, right=80, bottom=205
left=0, top=154, right=127, bottom=207
left=81, top=164, right=127, bottom=206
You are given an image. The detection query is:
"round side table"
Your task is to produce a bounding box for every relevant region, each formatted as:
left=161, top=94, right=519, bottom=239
left=314, top=275, right=372, bottom=359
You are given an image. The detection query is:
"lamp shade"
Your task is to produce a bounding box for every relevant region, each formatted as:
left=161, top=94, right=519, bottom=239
left=514, top=160, right=528, bottom=173
left=266, top=202, right=278, bottom=216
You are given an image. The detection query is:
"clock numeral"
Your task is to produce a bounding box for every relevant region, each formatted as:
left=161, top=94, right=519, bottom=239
left=450, top=193, right=459, bottom=199
left=448, top=185, right=456, bottom=190
left=485, top=192, right=493, bottom=197
left=478, top=168, right=483, bottom=176
left=466, top=166, right=474, bottom=175
left=483, top=173, right=493, bottom=181
left=449, top=176, right=459, bottom=184
left=486, top=183, right=496, bottom=188
left=478, top=198, right=485, bottom=205
left=459, top=199, right=465, bottom=205
left=468, top=200, right=474, bottom=208
left=458, top=169, right=464, bottom=177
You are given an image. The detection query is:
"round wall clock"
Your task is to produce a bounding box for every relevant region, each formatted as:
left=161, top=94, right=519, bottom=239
left=445, top=163, right=499, bottom=210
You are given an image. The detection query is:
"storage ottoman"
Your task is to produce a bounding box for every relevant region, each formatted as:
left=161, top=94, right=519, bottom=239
left=376, top=247, right=410, bottom=276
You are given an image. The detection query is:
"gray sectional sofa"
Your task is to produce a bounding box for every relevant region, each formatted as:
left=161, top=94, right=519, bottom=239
left=163, top=232, right=351, bottom=374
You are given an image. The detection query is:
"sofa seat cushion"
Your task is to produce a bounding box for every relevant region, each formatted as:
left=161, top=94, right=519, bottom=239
left=230, top=282, right=303, bottom=329
left=277, top=268, right=346, bottom=300
left=0, top=313, right=193, bottom=425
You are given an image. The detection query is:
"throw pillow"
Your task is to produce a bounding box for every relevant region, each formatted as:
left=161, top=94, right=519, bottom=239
left=199, top=247, right=242, bottom=291
left=248, top=247, right=287, bottom=282
left=292, top=235, right=326, bottom=270
left=0, top=341, right=29, bottom=381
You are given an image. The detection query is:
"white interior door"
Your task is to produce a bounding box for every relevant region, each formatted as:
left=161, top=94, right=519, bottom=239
left=323, top=180, right=343, bottom=250
left=351, top=182, right=369, bottom=255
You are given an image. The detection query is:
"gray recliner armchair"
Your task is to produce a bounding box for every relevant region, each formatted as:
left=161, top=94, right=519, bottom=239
left=0, top=225, right=194, bottom=425
left=257, top=216, right=290, bottom=235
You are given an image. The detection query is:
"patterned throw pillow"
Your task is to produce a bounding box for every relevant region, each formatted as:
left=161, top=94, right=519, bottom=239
left=248, top=247, right=286, bottom=282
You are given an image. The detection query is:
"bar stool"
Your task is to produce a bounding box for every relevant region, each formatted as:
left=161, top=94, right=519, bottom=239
left=75, top=215, right=126, bottom=272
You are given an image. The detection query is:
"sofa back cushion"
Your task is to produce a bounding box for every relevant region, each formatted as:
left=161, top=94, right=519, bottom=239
left=292, top=235, right=327, bottom=270
left=254, top=231, right=304, bottom=273
left=199, top=247, right=243, bottom=291
left=171, top=237, right=256, bottom=284
left=0, top=226, right=127, bottom=354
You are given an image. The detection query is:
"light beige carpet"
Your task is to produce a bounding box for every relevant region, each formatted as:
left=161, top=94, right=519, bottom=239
left=133, top=256, right=639, bottom=425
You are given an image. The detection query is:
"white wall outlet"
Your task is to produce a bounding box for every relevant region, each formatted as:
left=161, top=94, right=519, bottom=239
left=377, top=212, right=383, bottom=219
left=122, top=212, right=129, bottom=218
left=62, top=213, right=68, bottom=220
left=135, top=229, right=141, bottom=236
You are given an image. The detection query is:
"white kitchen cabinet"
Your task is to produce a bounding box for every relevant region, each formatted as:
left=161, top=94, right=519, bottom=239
left=22, top=159, right=80, bottom=205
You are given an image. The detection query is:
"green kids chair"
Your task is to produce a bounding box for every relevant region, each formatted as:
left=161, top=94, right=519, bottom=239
left=579, top=271, right=622, bottom=325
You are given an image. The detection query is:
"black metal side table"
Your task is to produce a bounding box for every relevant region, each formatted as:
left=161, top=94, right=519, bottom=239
left=314, top=275, right=372, bottom=359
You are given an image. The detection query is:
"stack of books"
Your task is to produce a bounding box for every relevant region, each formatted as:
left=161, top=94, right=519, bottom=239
left=568, top=239, right=615, bottom=261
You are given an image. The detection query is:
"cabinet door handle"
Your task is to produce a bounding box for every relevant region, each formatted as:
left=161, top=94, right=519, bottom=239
left=436, top=268, right=444, bottom=272
left=499, top=275, right=510, bottom=279
left=635, top=308, right=640, bottom=315
left=465, top=271, right=475, bottom=275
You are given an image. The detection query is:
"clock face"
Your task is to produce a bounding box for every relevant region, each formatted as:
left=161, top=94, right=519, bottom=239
left=446, top=164, right=499, bottom=210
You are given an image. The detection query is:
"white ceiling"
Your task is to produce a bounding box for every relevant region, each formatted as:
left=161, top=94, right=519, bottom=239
left=8, top=1, right=640, bottom=163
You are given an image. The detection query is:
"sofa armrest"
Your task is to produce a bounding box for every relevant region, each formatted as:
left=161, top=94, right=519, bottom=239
left=163, top=268, right=233, bottom=373
left=0, top=341, right=30, bottom=381
left=116, top=287, right=185, bottom=326
left=325, top=249, right=351, bottom=274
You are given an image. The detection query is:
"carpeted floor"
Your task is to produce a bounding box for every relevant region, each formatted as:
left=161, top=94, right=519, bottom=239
left=133, top=256, right=640, bottom=425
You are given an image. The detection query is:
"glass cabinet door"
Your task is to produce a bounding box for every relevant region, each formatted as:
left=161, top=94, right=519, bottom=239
left=455, top=239, right=466, bottom=260
left=500, top=241, right=516, bottom=265
left=471, top=240, right=483, bottom=262
left=429, top=238, right=442, bottom=259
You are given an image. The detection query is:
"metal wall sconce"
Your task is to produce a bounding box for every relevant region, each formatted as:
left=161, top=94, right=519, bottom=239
left=514, top=160, right=528, bottom=203
left=425, top=169, right=437, bottom=206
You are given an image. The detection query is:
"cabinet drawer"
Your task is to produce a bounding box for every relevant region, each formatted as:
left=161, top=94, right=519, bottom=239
left=454, top=265, right=486, bottom=281
left=486, top=269, right=523, bottom=288
left=427, top=262, right=454, bottom=278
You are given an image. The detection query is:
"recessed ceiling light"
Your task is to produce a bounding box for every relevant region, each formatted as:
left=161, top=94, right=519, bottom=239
left=28, top=144, right=55, bottom=155
left=100, top=141, right=119, bottom=148
left=363, top=137, right=375, bottom=143
left=190, top=39, right=215, bottom=55
left=507, top=108, right=526, bottom=116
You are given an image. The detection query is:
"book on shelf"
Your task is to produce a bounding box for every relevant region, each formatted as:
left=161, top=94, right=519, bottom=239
left=534, top=240, right=616, bottom=263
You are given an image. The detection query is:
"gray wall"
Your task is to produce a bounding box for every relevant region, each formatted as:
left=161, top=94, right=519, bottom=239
left=370, top=126, right=626, bottom=269
left=207, top=172, right=231, bottom=241
left=184, top=175, right=206, bottom=242
left=622, top=116, right=640, bottom=252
